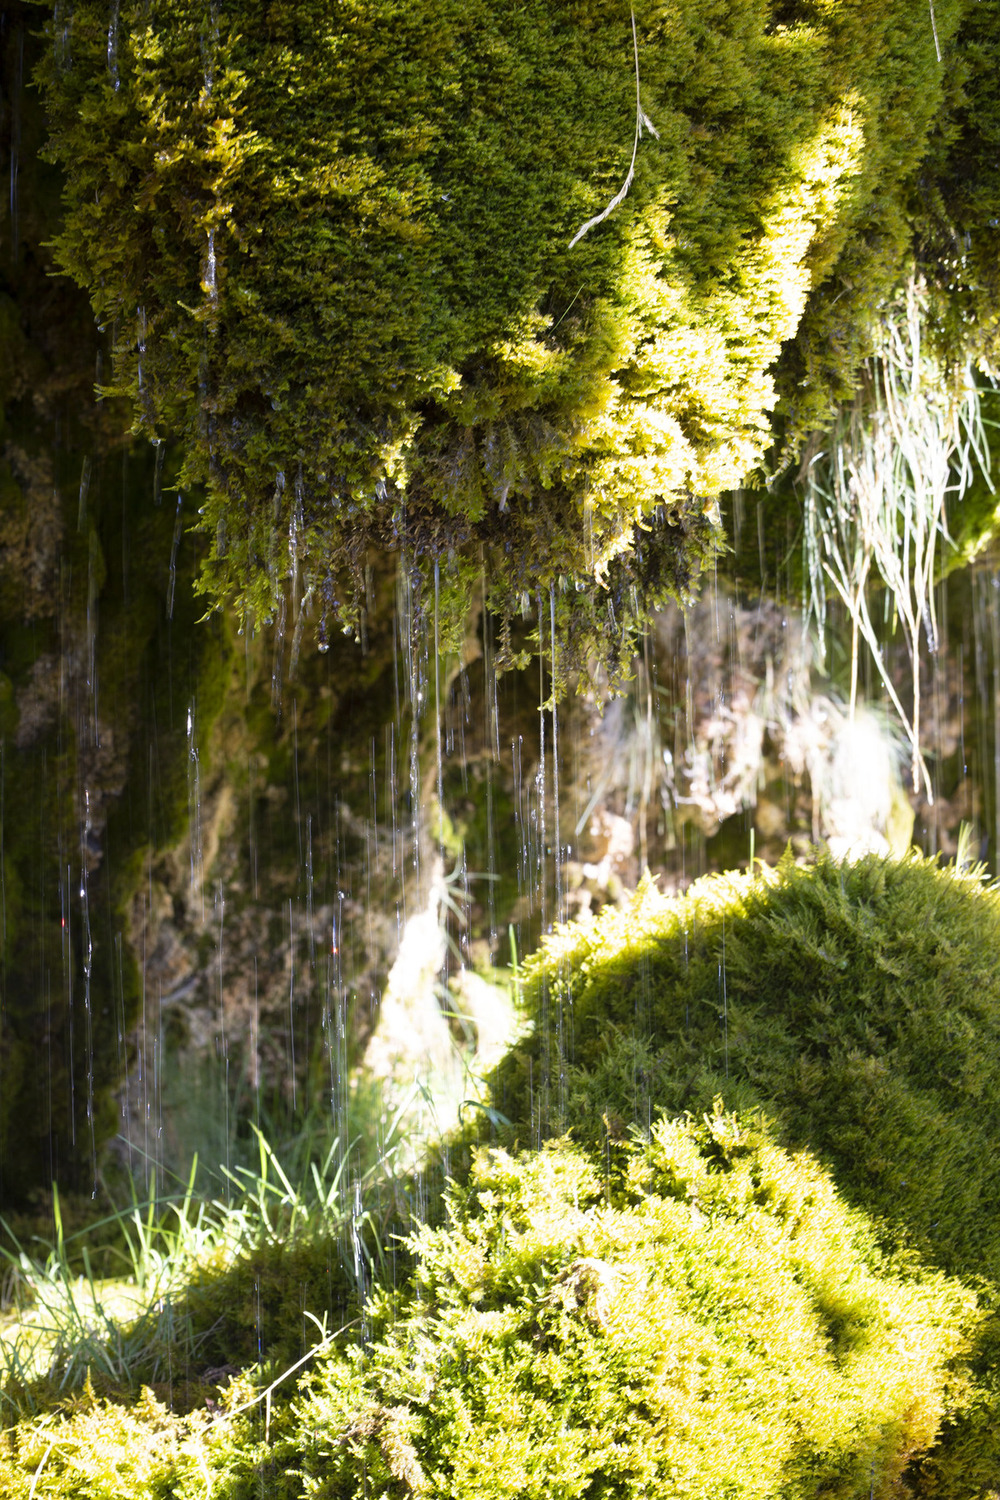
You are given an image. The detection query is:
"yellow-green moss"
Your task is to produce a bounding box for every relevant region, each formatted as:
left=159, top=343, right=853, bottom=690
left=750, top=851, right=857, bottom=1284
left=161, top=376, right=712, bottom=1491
left=0, top=1110, right=978, bottom=1498
left=37, top=0, right=996, bottom=677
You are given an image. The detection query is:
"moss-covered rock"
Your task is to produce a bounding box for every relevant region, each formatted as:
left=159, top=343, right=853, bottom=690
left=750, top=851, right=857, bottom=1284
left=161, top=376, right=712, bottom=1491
left=497, top=853, right=1000, bottom=1275
left=36, top=0, right=1000, bottom=677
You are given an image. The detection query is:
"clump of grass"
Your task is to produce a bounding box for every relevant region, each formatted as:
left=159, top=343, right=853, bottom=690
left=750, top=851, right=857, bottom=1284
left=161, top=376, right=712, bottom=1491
left=0, top=1126, right=392, bottom=1419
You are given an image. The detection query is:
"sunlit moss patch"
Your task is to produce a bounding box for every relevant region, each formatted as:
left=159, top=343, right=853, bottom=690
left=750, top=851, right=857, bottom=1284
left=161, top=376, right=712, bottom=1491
left=0, top=1112, right=978, bottom=1498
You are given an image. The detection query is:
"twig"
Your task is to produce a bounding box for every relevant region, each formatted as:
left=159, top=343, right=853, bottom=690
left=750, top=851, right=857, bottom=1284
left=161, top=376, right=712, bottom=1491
left=569, top=9, right=658, bottom=249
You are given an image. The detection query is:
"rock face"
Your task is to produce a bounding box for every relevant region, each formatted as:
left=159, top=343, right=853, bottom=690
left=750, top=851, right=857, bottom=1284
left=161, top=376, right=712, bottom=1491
left=0, top=12, right=228, bottom=1203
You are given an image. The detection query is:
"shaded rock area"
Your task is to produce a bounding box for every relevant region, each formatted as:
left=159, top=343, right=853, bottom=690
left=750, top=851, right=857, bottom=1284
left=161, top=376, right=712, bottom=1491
left=0, top=8, right=230, bottom=1204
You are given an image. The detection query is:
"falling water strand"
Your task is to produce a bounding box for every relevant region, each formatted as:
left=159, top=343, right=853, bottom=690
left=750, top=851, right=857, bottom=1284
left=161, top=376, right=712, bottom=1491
left=167, top=494, right=183, bottom=619
left=106, top=0, right=120, bottom=89
left=536, top=596, right=551, bottom=1132
left=292, top=696, right=303, bottom=868
left=202, top=1, right=220, bottom=99
left=8, top=19, right=22, bottom=261
left=80, top=790, right=98, bottom=1194
left=512, top=734, right=526, bottom=906
left=720, top=911, right=729, bottom=1079
left=352, top=1180, right=369, bottom=1339
left=152, top=439, right=165, bottom=506
left=536, top=594, right=547, bottom=935
left=434, top=560, right=444, bottom=848
left=290, top=468, right=304, bottom=614
left=306, top=813, right=316, bottom=972
left=187, top=702, right=205, bottom=923
left=410, top=599, right=422, bottom=880
left=288, top=898, right=297, bottom=1112
left=136, top=303, right=146, bottom=410
left=550, top=586, right=563, bottom=925
left=204, top=228, right=218, bottom=308
left=77, top=455, right=92, bottom=531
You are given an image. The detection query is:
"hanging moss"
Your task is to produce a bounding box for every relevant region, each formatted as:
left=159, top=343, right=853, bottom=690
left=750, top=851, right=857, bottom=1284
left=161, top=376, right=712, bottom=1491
left=37, top=0, right=996, bottom=679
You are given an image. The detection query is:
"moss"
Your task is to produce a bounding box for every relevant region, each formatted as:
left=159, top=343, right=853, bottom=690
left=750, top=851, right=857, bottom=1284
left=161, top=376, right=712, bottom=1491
left=484, top=851, right=1000, bottom=1493
left=36, top=0, right=998, bottom=680
left=0, top=1111, right=977, bottom=1498
left=497, top=854, right=1000, bottom=1276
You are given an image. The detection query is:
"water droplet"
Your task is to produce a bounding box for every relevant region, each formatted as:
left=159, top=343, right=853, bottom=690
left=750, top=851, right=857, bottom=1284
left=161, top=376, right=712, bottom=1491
left=318, top=641, right=329, bottom=654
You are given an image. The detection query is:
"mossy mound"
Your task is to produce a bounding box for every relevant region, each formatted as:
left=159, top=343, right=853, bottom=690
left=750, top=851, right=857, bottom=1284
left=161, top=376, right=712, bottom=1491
left=486, top=850, right=1000, bottom=1494
left=496, top=852, right=1000, bottom=1281
left=0, top=1111, right=977, bottom=1498
left=37, top=0, right=1000, bottom=675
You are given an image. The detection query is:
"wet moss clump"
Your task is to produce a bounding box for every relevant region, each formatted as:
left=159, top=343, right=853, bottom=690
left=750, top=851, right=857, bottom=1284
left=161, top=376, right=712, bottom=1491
left=0, top=1110, right=977, bottom=1498
left=490, top=850, right=1000, bottom=1494
left=37, top=0, right=1000, bottom=678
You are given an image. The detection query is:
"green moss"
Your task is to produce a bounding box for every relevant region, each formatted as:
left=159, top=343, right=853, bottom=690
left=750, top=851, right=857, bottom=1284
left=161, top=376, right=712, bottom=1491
left=483, top=851, right=1000, bottom=1494
left=498, top=853, right=1000, bottom=1278
left=0, top=1111, right=976, bottom=1498
left=37, top=0, right=998, bottom=679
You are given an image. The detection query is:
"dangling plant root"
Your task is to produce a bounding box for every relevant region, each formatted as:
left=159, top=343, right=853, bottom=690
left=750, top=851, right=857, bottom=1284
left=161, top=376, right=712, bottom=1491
left=801, top=277, right=994, bottom=799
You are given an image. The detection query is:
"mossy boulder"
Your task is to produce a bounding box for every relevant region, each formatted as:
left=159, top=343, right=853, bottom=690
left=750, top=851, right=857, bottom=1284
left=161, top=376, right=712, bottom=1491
left=487, top=849, right=1000, bottom=1493
left=497, top=853, right=1000, bottom=1275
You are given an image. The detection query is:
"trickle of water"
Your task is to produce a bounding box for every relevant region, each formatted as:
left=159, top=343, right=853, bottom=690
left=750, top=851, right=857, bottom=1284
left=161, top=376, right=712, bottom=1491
left=167, top=494, right=183, bottom=619
left=77, top=455, right=92, bottom=531
left=287, top=897, right=297, bottom=1112
left=550, top=585, right=562, bottom=926
left=136, top=303, right=147, bottom=405
left=8, top=19, right=21, bottom=261
left=80, top=789, right=97, bottom=1195
left=204, top=228, right=218, bottom=306
left=107, top=0, right=120, bottom=90
left=434, top=560, right=444, bottom=849
left=536, top=594, right=547, bottom=935
left=187, top=701, right=205, bottom=922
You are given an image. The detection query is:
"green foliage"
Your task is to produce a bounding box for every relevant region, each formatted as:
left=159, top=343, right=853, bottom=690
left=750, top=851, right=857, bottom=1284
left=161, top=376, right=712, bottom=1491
left=37, top=0, right=999, bottom=678
left=0, top=1111, right=978, bottom=1498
